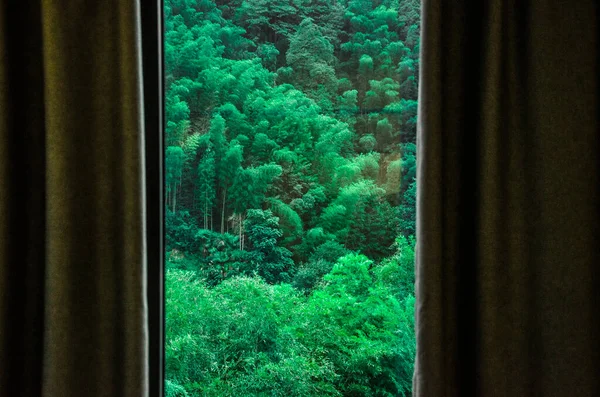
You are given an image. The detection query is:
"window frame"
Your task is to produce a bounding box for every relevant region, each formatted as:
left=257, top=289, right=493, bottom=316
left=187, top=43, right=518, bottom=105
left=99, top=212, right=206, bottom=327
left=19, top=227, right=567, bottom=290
left=140, top=1, right=420, bottom=395
left=140, top=1, right=165, bottom=397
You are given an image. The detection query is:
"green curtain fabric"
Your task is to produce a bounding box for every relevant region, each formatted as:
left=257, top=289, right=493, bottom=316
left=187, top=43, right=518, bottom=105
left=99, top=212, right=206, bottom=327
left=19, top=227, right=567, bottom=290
left=415, top=1, right=600, bottom=396
left=0, top=1, right=148, bottom=396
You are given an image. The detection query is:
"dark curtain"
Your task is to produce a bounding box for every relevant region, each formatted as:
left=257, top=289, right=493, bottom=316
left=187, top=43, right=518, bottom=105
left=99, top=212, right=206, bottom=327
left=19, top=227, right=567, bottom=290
left=414, top=1, right=600, bottom=396
left=0, top=1, right=148, bottom=396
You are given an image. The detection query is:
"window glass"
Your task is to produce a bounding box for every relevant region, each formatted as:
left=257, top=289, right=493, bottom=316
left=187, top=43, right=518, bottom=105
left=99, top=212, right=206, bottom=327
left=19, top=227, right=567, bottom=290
left=164, top=1, right=419, bottom=395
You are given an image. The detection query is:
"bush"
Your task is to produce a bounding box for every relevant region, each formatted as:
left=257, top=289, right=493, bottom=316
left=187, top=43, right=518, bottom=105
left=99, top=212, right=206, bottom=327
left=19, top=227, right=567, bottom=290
left=165, top=210, right=199, bottom=253
left=165, top=379, right=189, bottom=397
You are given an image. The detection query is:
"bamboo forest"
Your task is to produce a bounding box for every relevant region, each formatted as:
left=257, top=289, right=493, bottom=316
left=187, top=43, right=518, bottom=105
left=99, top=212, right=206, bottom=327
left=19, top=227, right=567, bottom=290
left=164, top=0, right=419, bottom=395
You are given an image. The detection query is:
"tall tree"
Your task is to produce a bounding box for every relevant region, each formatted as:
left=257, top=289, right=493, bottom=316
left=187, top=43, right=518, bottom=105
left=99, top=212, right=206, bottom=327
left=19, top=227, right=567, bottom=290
left=196, top=152, right=216, bottom=230
left=286, top=18, right=337, bottom=95
left=166, top=146, right=185, bottom=212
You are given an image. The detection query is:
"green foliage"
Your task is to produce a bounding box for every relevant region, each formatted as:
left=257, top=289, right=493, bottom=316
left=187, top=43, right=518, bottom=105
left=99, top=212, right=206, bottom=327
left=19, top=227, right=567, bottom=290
left=374, top=235, right=416, bottom=298
left=292, top=259, right=333, bottom=292
left=166, top=146, right=186, bottom=211
left=385, top=158, right=402, bottom=202
left=165, top=379, right=189, bottom=397
left=287, top=18, right=337, bottom=95
left=243, top=209, right=294, bottom=283
left=400, top=142, right=416, bottom=193
left=166, top=245, right=416, bottom=396
left=298, top=253, right=416, bottom=396
left=358, top=54, right=374, bottom=78
left=267, top=198, right=303, bottom=245
left=399, top=180, right=416, bottom=237
left=165, top=95, right=190, bottom=146
left=293, top=240, right=352, bottom=292
left=359, top=134, right=377, bottom=152
left=192, top=229, right=247, bottom=286
left=165, top=210, right=198, bottom=253
left=165, top=271, right=341, bottom=396
left=196, top=152, right=216, bottom=229
left=164, top=0, right=420, bottom=394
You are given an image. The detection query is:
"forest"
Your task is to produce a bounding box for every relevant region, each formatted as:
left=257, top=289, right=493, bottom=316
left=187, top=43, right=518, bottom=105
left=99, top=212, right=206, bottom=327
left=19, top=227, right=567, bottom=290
left=163, top=0, right=420, bottom=395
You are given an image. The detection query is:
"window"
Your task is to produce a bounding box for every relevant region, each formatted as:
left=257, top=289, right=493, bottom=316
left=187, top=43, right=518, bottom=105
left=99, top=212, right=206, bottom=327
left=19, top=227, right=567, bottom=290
left=161, top=0, right=419, bottom=395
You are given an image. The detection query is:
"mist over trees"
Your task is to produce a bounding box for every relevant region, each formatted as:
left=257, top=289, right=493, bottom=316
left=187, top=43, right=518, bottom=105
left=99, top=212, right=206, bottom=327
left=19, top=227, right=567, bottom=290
left=164, top=0, right=420, bottom=395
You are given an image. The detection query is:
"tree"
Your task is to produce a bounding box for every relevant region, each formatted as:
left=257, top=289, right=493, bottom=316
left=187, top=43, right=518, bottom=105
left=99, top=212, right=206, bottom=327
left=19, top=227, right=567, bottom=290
left=398, top=180, right=416, bottom=237
left=358, top=54, right=374, bottom=84
left=219, top=141, right=243, bottom=232
left=165, top=94, right=190, bottom=146
left=196, top=152, right=216, bottom=230
left=166, top=146, right=185, bottom=212
left=287, top=18, right=337, bottom=95
left=267, top=198, right=303, bottom=246
left=165, top=210, right=198, bottom=254
left=243, top=209, right=294, bottom=283
left=298, top=253, right=414, bottom=396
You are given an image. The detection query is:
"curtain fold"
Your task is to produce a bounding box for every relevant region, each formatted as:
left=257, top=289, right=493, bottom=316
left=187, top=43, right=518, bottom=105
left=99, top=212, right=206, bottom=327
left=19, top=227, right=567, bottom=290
left=415, top=1, right=600, bottom=396
left=0, top=1, right=148, bottom=396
